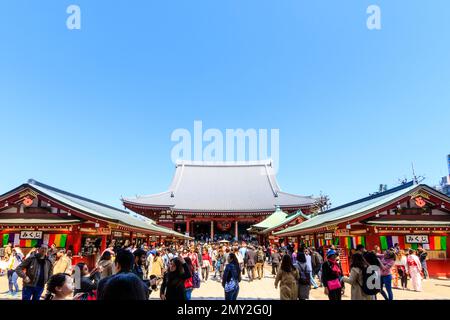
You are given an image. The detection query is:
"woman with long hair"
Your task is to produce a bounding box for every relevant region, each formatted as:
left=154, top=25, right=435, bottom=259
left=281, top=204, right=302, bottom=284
left=73, top=262, right=100, bottom=299
left=97, top=251, right=114, bottom=279
left=295, top=252, right=311, bottom=300
left=44, top=273, right=75, bottom=300
left=343, top=253, right=373, bottom=300
left=222, top=253, right=241, bottom=301
left=183, top=257, right=195, bottom=300
left=394, top=250, right=408, bottom=290
left=160, top=256, right=192, bottom=301
left=275, top=253, right=299, bottom=300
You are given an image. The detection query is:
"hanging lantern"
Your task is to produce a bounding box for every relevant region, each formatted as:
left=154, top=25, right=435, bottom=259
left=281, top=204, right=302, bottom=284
left=23, top=196, right=33, bottom=207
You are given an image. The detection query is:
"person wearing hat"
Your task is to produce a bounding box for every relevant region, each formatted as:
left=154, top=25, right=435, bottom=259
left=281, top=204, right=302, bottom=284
left=321, top=249, right=344, bottom=300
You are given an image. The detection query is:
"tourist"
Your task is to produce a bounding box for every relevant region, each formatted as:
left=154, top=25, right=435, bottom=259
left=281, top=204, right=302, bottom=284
left=97, top=251, right=114, bottom=279
left=244, top=245, right=257, bottom=282
left=73, top=262, right=100, bottom=299
left=321, top=249, right=344, bottom=300
left=6, top=248, right=23, bottom=296
left=417, top=246, right=429, bottom=280
left=275, top=254, right=299, bottom=300
left=239, top=242, right=248, bottom=275
left=4, top=242, right=12, bottom=261
left=271, top=249, right=281, bottom=277
left=342, top=253, right=373, bottom=300
left=363, top=251, right=382, bottom=299
left=255, top=246, right=265, bottom=280
left=394, top=250, right=408, bottom=290
left=214, top=251, right=225, bottom=280
left=305, top=248, right=319, bottom=289
left=48, top=243, right=58, bottom=263
left=183, top=257, right=195, bottom=300
left=196, top=246, right=203, bottom=281
left=294, top=252, right=311, bottom=300
left=53, top=249, right=71, bottom=275
left=211, top=246, right=218, bottom=272
left=160, top=256, right=192, bottom=301
left=132, top=249, right=147, bottom=281
left=201, top=248, right=212, bottom=282
left=15, top=244, right=53, bottom=300
left=222, top=253, right=241, bottom=301
left=377, top=250, right=396, bottom=300
left=44, top=273, right=76, bottom=300
left=234, top=247, right=245, bottom=275
left=310, top=247, right=323, bottom=286
left=407, top=249, right=423, bottom=292
left=97, top=249, right=148, bottom=300
left=356, top=244, right=366, bottom=255
left=150, top=251, right=165, bottom=281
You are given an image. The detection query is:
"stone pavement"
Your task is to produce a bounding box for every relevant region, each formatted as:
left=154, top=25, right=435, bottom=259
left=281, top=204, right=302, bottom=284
left=1, top=266, right=450, bottom=300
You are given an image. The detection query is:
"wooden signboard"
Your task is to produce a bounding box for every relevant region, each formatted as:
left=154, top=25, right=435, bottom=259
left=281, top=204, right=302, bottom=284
left=20, top=231, right=43, bottom=240
left=406, top=235, right=429, bottom=244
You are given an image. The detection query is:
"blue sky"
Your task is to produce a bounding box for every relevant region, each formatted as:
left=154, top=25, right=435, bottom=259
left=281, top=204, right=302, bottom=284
left=1, top=0, right=449, bottom=210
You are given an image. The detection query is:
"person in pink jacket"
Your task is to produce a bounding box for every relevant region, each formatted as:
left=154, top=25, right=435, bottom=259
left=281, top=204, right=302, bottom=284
left=377, top=250, right=396, bottom=300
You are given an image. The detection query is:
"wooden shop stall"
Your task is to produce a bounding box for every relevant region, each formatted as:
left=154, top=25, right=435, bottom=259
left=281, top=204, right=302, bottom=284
left=0, top=179, right=190, bottom=268
left=275, top=182, right=450, bottom=277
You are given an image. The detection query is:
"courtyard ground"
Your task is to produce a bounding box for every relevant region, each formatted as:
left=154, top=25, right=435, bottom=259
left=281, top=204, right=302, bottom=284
left=1, top=266, right=449, bottom=300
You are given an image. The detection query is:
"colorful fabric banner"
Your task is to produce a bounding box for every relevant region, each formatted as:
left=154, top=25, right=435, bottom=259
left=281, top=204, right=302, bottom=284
left=344, top=236, right=365, bottom=250
left=317, top=239, right=332, bottom=247
left=379, top=235, right=408, bottom=251
left=1, top=233, right=69, bottom=248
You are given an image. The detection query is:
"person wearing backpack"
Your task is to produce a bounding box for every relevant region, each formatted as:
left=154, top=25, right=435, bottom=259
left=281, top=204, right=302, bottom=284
left=295, top=252, right=311, bottom=300
left=343, top=253, right=373, bottom=300
left=255, top=247, right=265, bottom=280
left=321, top=250, right=344, bottom=300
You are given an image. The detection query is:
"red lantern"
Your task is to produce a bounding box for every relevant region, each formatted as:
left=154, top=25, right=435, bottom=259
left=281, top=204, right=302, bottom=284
left=23, top=197, right=33, bottom=207
left=216, top=222, right=232, bottom=232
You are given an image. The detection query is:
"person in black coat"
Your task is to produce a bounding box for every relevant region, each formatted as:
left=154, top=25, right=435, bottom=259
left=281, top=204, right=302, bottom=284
left=244, top=246, right=257, bottom=282
left=160, top=255, right=192, bottom=301
left=97, top=249, right=148, bottom=300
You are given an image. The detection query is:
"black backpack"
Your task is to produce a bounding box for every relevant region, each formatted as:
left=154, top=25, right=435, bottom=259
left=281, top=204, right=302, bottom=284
left=361, top=267, right=380, bottom=296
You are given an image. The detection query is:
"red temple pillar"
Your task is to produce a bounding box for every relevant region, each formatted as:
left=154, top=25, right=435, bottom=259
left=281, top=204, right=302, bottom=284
left=72, top=229, right=82, bottom=256
left=186, top=219, right=190, bottom=236
left=100, top=235, right=107, bottom=254
left=210, top=221, right=214, bottom=241
left=235, top=221, right=239, bottom=241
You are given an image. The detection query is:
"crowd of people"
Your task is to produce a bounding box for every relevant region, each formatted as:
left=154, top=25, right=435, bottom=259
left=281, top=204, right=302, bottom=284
left=0, top=239, right=432, bottom=301
left=271, top=242, right=429, bottom=301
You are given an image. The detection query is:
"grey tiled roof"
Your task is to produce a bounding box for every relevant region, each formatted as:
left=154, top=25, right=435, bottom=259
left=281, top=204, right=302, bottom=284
left=0, top=180, right=189, bottom=238
left=123, top=161, right=317, bottom=212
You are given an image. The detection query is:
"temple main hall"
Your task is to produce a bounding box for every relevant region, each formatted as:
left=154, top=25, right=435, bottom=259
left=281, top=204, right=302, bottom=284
left=122, top=160, right=318, bottom=241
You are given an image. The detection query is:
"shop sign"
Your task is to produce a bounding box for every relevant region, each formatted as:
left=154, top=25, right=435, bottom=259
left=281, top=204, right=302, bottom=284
left=80, top=228, right=97, bottom=233
left=97, top=228, right=111, bottom=235
left=406, top=235, right=429, bottom=244
left=136, top=233, right=145, bottom=238
left=335, top=229, right=350, bottom=237
left=324, top=232, right=334, bottom=240
left=304, top=235, right=310, bottom=241
left=122, top=232, right=130, bottom=237
left=20, top=231, right=43, bottom=240
left=113, top=231, right=123, bottom=237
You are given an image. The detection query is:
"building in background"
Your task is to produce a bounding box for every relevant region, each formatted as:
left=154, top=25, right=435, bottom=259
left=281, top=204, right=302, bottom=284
left=123, top=160, right=318, bottom=241
left=436, top=154, right=450, bottom=196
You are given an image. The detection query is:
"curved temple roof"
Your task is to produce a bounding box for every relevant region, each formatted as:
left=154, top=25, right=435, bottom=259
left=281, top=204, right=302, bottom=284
left=274, top=182, right=450, bottom=237
left=0, top=179, right=190, bottom=239
left=123, top=160, right=317, bottom=213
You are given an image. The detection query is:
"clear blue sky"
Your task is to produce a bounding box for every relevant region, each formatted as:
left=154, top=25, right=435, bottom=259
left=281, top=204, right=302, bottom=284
left=1, top=0, right=449, bottom=210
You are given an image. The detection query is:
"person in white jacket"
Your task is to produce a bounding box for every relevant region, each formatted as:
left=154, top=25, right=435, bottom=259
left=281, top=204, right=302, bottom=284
left=394, top=250, right=408, bottom=290
left=407, top=250, right=422, bottom=292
